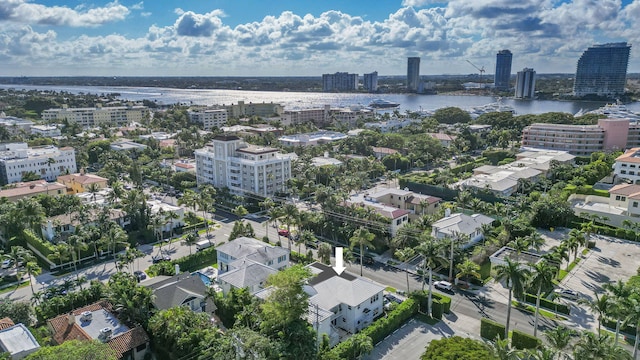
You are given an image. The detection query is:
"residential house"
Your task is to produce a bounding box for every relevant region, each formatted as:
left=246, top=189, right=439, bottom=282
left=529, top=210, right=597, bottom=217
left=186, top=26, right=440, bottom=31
left=110, top=140, right=148, bottom=153
left=431, top=211, right=495, bottom=248
left=371, top=147, right=398, bottom=160
left=0, top=180, right=66, bottom=202
left=570, top=183, right=640, bottom=228
left=0, top=318, right=40, bottom=359
left=48, top=301, right=150, bottom=360
left=255, top=262, right=384, bottom=346
left=428, top=133, right=457, bottom=147
left=613, top=147, right=640, bottom=184
left=42, top=208, right=130, bottom=241
left=143, top=273, right=216, bottom=314
left=217, top=259, right=278, bottom=295
left=57, top=172, right=109, bottom=194
left=360, top=188, right=441, bottom=219
left=216, top=237, right=289, bottom=274
left=344, top=195, right=410, bottom=237
left=147, top=200, right=185, bottom=233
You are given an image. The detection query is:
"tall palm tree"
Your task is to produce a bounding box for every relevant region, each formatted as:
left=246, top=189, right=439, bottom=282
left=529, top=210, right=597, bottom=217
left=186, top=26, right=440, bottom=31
left=349, top=227, right=375, bottom=276
left=566, top=229, right=584, bottom=263
left=604, top=280, right=630, bottom=346
left=486, top=337, right=519, bottom=360
left=574, top=331, right=631, bottom=360
left=414, top=236, right=447, bottom=317
left=578, top=292, right=610, bottom=334
left=267, top=206, right=283, bottom=241
left=623, top=293, right=640, bottom=359
left=108, top=180, right=125, bottom=205
left=183, top=231, right=199, bottom=255
left=164, top=210, right=181, bottom=243
left=281, top=203, right=299, bottom=250
left=16, top=198, right=45, bottom=235
left=394, top=247, right=415, bottom=294
left=25, top=261, right=42, bottom=297
left=529, top=260, right=557, bottom=337
left=493, top=258, right=531, bottom=338
left=526, top=232, right=545, bottom=253
left=104, top=225, right=129, bottom=267
left=87, top=183, right=101, bottom=202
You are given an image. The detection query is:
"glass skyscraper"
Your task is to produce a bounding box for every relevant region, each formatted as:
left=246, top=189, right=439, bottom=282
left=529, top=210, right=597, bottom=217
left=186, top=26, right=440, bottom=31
left=407, top=57, right=420, bottom=92
left=494, top=50, right=512, bottom=91
left=573, top=42, right=631, bottom=97
left=515, top=68, right=536, bottom=99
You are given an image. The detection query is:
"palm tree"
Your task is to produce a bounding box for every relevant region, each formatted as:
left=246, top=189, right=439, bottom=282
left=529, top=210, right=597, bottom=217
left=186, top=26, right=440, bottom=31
left=526, top=232, right=545, bottom=253
left=349, top=227, right=375, bottom=276
left=3, top=246, right=29, bottom=270
left=16, top=198, right=45, bottom=234
left=414, top=236, right=447, bottom=317
left=104, top=225, right=129, bottom=267
left=455, top=258, right=480, bottom=287
left=486, top=337, right=519, bottom=360
left=566, top=229, right=584, bottom=263
left=25, top=261, right=42, bottom=297
left=493, top=258, right=531, bottom=338
left=544, top=326, right=575, bottom=355
left=394, top=247, right=415, bottom=294
left=574, top=331, right=631, bottom=360
left=578, top=291, right=610, bottom=334
left=447, top=232, right=468, bottom=281
left=508, top=237, right=529, bottom=261
left=318, top=243, right=332, bottom=265
left=164, top=210, right=181, bottom=243
left=87, top=183, right=101, bottom=202
left=529, top=260, right=557, bottom=337
left=281, top=203, right=299, bottom=251
left=147, top=213, right=165, bottom=247
left=603, top=280, right=630, bottom=346
left=623, top=293, right=640, bottom=359
left=108, top=180, right=125, bottom=205
left=622, top=219, right=640, bottom=241
left=183, top=231, right=199, bottom=255
left=267, top=206, right=283, bottom=241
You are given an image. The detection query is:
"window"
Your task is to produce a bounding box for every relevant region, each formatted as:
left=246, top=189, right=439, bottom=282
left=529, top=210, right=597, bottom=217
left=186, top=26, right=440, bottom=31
left=634, top=202, right=638, bottom=208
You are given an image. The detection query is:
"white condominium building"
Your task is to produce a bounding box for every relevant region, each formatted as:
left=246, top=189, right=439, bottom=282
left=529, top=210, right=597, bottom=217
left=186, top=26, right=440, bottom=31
left=42, top=105, right=149, bottom=127
left=188, top=108, right=228, bottom=130
left=195, top=136, right=293, bottom=197
left=0, top=143, right=76, bottom=185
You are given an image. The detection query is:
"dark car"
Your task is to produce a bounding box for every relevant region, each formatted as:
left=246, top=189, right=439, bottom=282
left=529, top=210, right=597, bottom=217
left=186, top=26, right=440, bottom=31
left=133, top=270, right=147, bottom=282
left=278, top=229, right=289, bottom=237
left=152, top=254, right=171, bottom=264
left=363, top=256, right=375, bottom=265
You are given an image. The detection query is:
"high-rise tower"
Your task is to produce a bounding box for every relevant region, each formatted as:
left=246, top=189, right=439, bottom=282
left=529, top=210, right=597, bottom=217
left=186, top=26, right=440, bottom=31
left=515, top=68, right=536, bottom=99
left=407, top=57, right=420, bottom=92
left=363, top=71, right=378, bottom=92
left=494, top=50, right=512, bottom=91
left=573, top=42, right=631, bottom=97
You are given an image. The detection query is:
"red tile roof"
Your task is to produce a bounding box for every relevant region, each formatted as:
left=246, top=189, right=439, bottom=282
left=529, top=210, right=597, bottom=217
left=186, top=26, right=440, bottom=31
left=616, top=148, right=640, bottom=164
left=57, top=173, right=108, bottom=185
left=108, top=327, right=149, bottom=359
left=0, top=318, right=15, bottom=330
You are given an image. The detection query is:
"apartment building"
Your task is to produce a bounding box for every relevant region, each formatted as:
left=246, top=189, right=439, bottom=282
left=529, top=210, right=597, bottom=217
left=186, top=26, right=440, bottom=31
left=574, top=42, right=631, bottom=97
left=571, top=183, right=640, bottom=228
left=521, top=118, right=638, bottom=155
left=223, top=101, right=284, bottom=118
left=322, top=72, right=358, bottom=92
left=279, top=131, right=348, bottom=147
left=187, top=108, right=228, bottom=130
left=195, top=136, right=293, bottom=197
left=613, top=147, right=640, bottom=184
left=281, top=105, right=373, bottom=128
left=0, top=116, right=33, bottom=134
left=0, top=143, right=76, bottom=185
left=42, top=105, right=149, bottom=127
left=30, top=125, right=61, bottom=137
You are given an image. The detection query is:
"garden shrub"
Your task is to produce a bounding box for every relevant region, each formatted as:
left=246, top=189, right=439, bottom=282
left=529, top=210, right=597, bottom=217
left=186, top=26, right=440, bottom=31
left=433, top=293, right=451, bottom=314
left=511, top=330, right=540, bottom=349
left=480, top=317, right=505, bottom=341
left=431, top=300, right=443, bottom=319
left=523, top=293, right=570, bottom=315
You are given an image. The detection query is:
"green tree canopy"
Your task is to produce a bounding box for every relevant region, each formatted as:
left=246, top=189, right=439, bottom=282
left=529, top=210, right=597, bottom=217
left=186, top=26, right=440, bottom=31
left=25, top=340, right=117, bottom=360
left=421, top=336, right=497, bottom=359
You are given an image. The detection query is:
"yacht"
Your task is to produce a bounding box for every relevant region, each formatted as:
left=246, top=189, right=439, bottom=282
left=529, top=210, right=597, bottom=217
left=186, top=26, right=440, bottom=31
left=467, top=100, right=515, bottom=119
left=369, top=99, right=400, bottom=108
left=584, top=100, right=640, bottom=121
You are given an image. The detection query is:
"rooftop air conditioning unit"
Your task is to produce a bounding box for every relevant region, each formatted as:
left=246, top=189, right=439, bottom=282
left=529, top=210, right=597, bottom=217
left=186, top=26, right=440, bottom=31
left=99, top=327, right=113, bottom=341
left=80, top=311, right=92, bottom=322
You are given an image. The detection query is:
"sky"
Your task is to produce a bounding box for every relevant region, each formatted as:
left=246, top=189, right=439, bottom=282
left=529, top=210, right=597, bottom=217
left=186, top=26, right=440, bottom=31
left=0, top=0, right=638, bottom=77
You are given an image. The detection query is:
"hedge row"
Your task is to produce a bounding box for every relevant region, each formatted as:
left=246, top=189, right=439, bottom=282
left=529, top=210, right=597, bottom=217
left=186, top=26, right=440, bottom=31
left=603, top=318, right=634, bottom=336
left=511, top=330, right=540, bottom=349
left=23, top=229, right=55, bottom=257
left=564, top=184, right=609, bottom=197
left=523, top=293, right=570, bottom=315
left=328, top=298, right=418, bottom=359
left=450, top=157, right=488, bottom=175
left=433, top=293, right=451, bottom=314
left=480, top=317, right=505, bottom=341
left=410, top=290, right=452, bottom=314
left=432, top=300, right=443, bottom=319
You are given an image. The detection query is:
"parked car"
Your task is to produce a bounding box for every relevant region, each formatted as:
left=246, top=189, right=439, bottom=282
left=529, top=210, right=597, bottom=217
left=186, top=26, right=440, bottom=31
left=434, top=281, right=453, bottom=292
left=152, top=254, right=171, bottom=264
left=1, top=260, right=12, bottom=269
left=133, top=270, right=147, bottom=282
left=278, top=229, right=289, bottom=237
left=554, top=288, right=579, bottom=300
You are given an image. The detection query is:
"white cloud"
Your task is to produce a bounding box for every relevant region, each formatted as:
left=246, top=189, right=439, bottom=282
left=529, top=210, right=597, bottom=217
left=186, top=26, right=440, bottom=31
left=0, top=0, right=130, bottom=27
left=0, top=1, right=638, bottom=76
left=131, top=2, right=144, bottom=11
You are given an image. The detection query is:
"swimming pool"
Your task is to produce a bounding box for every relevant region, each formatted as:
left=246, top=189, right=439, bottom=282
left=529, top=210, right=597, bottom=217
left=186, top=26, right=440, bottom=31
left=193, top=271, right=212, bottom=286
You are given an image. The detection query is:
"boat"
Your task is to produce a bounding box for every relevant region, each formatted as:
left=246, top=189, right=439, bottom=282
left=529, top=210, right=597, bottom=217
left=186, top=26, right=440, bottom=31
left=467, top=100, right=516, bottom=119
left=583, top=100, right=640, bottom=121
left=369, top=99, right=400, bottom=108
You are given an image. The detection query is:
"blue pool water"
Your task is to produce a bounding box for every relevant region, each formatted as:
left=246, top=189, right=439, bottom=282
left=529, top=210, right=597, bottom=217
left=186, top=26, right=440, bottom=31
left=193, top=272, right=212, bottom=286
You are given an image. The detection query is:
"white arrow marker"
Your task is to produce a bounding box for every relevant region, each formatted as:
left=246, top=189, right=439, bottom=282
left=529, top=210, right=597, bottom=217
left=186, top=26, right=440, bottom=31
left=333, top=247, right=346, bottom=275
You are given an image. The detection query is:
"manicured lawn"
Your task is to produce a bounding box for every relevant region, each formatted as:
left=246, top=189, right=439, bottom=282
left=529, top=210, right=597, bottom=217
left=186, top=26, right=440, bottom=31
left=386, top=286, right=397, bottom=293
left=512, top=301, right=568, bottom=321
left=0, top=280, right=30, bottom=294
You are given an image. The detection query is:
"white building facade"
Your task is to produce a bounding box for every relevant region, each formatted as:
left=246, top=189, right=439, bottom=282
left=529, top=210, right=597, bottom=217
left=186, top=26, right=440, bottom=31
left=42, top=106, right=149, bottom=127
left=195, top=136, right=292, bottom=197
left=0, top=143, right=76, bottom=185
left=188, top=108, right=228, bottom=130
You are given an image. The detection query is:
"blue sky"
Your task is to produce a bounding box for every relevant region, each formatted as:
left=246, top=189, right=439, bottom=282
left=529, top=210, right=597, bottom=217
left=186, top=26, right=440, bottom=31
left=0, top=0, right=638, bottom=76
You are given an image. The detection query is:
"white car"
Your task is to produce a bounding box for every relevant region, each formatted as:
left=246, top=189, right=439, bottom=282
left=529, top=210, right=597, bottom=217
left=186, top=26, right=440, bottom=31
left=433, top=280, right=453, bottom=292
left=1, top=260, right=12, bottom=269
left=554, top=288, right=579, bottom=300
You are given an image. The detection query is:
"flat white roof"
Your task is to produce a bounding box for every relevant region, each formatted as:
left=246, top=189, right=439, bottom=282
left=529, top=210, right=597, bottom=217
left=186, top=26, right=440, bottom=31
left=0, top=324, right=39, bottom=355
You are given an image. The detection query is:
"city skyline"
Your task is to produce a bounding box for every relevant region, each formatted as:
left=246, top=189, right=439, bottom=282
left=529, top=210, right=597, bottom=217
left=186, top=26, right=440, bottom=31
left=0, top=0, right=638, bottom=77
